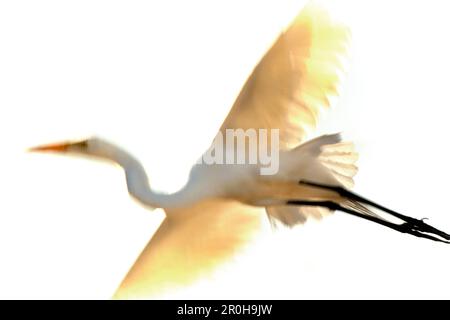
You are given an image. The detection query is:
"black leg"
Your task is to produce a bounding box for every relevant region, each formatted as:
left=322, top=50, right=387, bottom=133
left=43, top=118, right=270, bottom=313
left=288, top=190, right=450, bottom=244
left=299, top=180, right=412, bottom=221
left=299, top=180, right=450, bottom=239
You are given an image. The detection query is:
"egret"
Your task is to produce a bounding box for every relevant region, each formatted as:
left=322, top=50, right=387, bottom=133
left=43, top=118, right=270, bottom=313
left=29, top=4, right=450, bottom=299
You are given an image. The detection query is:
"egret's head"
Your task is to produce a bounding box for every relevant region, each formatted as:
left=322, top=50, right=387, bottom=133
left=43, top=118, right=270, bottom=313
left=28, top=137, right=118, bottom=161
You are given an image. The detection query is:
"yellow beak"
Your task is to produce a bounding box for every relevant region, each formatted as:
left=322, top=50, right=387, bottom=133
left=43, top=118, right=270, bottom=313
left=28, top=140, right=87, bottom=153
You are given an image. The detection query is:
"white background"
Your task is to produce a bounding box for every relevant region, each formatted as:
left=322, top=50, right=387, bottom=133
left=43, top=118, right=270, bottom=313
left=1, top=0, right=450, bottom=299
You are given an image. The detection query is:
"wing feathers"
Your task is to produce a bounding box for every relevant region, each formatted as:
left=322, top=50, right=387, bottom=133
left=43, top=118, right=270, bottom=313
left=220, top=4, right=349, bottom=149
left=113, top=200, right=263, bottom=299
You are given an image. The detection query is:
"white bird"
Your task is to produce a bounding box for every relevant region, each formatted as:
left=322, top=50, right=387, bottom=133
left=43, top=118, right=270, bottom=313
left=29, top=4, right=449, bottom=299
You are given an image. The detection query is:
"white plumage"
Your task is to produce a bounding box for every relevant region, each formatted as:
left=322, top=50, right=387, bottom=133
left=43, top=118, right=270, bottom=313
left=29, top=3, right=450, bottom=299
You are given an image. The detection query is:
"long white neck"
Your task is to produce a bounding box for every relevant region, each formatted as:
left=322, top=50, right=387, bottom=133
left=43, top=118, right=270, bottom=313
left=108, top=147, right=201, bottom=209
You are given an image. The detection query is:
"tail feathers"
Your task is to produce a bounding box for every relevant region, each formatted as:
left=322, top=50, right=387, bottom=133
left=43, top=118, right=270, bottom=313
left=291, top=133, right=359, bottom=188
left=318, top=138, right=358, bottom=188
left=266, top=206, right=308, bottom=227
left=265, top=133, right=358, bottom=227
left=266, top=205, right=331, bottom=228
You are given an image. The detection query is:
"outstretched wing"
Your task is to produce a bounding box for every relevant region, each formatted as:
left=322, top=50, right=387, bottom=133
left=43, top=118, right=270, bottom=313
left=114, top=4, right=350, bottom=299
left=220, top=4, right=349, bottom=149
left=113, top=199, right=263, bottom=299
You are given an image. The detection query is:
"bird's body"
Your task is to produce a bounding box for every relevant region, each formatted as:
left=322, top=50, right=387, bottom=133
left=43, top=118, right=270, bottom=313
left=29, top=3, right=450, bottom=299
